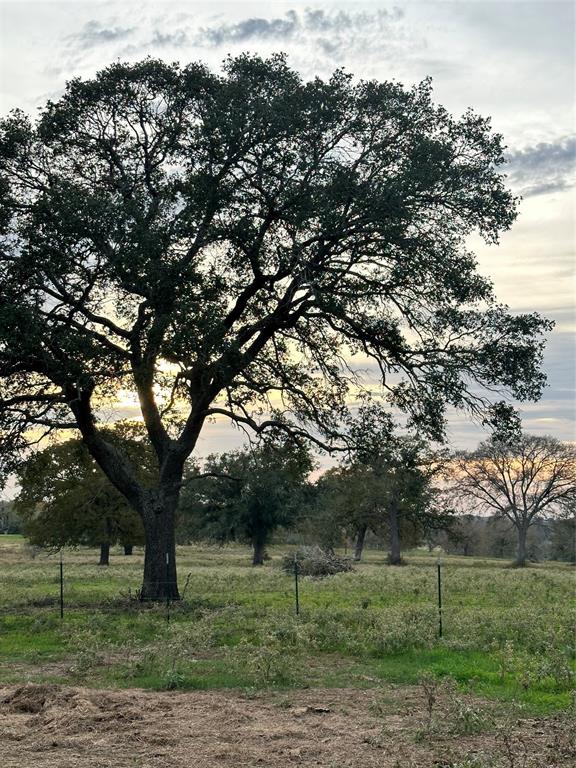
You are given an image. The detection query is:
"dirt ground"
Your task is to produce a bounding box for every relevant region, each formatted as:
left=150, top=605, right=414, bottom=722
left=0, top=683, right=573, bottom=767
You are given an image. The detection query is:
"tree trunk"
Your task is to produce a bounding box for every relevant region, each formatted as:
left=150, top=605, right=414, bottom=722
left=99, top=542, right=110, bottom=566
left=515, top=524, right=528, bottom=567
left=140, top=494, right=180, bottom=601
left=354, top=524, right=367, bottom=562
left=123, top=544, right=133, bottom=556
left=252, top=533, right=267, bottom=566
left=76, top=405, right=191, bottom=602
left=388, top=503, right=402, bottom=565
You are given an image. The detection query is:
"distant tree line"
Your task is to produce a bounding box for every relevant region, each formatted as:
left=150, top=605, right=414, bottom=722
left=430, top=514, right=575, bottom=563
left=10, top=417, right=575, bottom=568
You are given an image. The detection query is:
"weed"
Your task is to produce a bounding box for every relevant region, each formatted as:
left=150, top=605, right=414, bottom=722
left=227, top=637, right=301, bottom=687
left=419, top=671, right=441, bottom=727
left=496, top=726, right=530, bottom=768
left=162, top=667, right=186, bottom=690
left=449, top=697, right=492, bottom=735
left=446, top=758, right=495, bottom=768
left=494, top=640, right=516, bottom=682
left=362, top=728, right=389, bottom=748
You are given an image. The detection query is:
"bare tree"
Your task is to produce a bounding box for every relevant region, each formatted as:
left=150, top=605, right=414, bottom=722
left=452, top=435, right=576, bottom=566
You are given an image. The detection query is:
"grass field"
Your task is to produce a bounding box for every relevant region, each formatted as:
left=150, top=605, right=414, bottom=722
left=0, top=535, right=574, bottom=717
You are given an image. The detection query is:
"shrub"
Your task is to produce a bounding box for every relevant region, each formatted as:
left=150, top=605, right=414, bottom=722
left=281, top=546, right=354, bottom=577
left=163, top=667, right=187, bottom=690
left=226, top=637, right=302, bottom=686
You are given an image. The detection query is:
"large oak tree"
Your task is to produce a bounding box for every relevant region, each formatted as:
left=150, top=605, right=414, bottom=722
left=0, top=55, right=550, bottom=599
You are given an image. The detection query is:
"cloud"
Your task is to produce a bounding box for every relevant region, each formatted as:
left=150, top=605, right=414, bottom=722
left=46, top=20, right=136, bottom=76
left=194, top=7, right=406, bottom=57
left=150, top=30, right=189, bottom=48
left=305, top=7, right=404, bottom=32
left=51, top=6, right=419, bottom=83
left=505, top=136, right=576, bottom=197
left=199, top=11, right=299, bottom=46
left=66, top=20, right=135, bottom=49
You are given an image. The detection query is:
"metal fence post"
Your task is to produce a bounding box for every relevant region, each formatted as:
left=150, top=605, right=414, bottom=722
left=437, top=558, right=443, bottom=639
left=166, top=551, right=170, bottom=623
left=294, top=557, right=300, bottom=616
left=59, top=551, right=64, bottom=620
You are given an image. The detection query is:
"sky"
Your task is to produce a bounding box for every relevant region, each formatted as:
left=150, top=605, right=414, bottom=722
left=0, top=0, right=574, bottom=467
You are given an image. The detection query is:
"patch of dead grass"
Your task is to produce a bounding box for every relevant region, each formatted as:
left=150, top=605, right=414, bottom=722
left=0, top=683, right=573, bottom=768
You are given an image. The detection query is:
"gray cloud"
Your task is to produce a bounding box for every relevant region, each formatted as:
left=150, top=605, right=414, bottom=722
left=304, top=7, right=404, bottom=33
left=195, top=7, right=405, bottom=49
left=200, top=11, right=299, bottom=46
left=505, top=136, right=576, bottom=197
left=150, top=30, right=188, bottom=47
left=66, top=20, right=135, bottom=49
left=58, top=6, right=414, bottom=76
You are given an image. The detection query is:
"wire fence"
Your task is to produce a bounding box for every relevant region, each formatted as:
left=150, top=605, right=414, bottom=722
left=2, top=546, right=572, bottom=662
left=26, top=555, right=448, bottom=635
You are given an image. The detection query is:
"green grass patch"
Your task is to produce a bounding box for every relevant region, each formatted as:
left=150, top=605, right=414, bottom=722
left=0, top=539, right=573, bottom=716
left=368, top=647, right=574, bottom=715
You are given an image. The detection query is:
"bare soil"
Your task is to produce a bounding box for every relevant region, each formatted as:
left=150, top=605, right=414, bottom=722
left=0, top=683, right=573, bottom=767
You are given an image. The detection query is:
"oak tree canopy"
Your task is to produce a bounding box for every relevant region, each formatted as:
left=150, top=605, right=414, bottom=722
left=14, top=425, right=149, bottom=564
left=180, top=434, right=313, bottom=566
left=0, top=55, right=551, bottom=598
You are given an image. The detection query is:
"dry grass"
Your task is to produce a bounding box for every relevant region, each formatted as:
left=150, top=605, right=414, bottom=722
left=0, top=683, right=574, bottom=767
